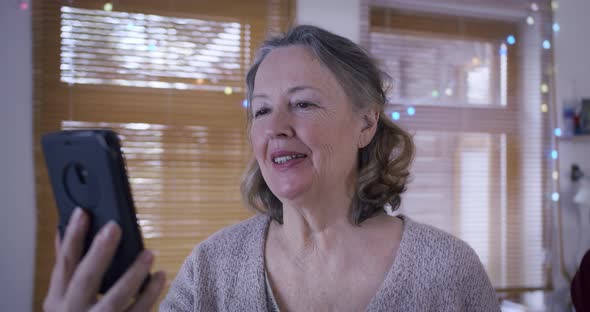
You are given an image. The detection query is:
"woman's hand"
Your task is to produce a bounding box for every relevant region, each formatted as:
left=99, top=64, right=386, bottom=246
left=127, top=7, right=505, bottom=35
left=43, top=207, right=166, bottom=312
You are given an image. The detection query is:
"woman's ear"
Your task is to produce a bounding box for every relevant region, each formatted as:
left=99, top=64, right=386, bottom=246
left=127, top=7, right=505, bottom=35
left=358, top=110, right=379, bottom=149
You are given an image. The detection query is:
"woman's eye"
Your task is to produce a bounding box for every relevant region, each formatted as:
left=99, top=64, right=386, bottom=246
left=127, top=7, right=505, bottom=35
left=295, top=101, right=313, bottom=109
left=254, top=108, right=270, bottom=118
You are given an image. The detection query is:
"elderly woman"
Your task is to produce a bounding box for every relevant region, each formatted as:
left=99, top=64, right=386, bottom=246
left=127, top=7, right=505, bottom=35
left=44, top=25, right=500, bottom=312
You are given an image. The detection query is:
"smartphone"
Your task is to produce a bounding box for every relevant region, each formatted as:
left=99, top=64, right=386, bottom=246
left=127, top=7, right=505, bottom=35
left=41, top=129, right=147, bottom=294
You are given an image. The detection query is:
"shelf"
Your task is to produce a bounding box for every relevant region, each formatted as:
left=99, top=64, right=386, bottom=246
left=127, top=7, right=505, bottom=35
left=558, top=135, right=590, bottom=143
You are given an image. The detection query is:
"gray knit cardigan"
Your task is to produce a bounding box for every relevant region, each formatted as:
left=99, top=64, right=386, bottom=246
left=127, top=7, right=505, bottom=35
left=160, top=214, right=501, bottom=311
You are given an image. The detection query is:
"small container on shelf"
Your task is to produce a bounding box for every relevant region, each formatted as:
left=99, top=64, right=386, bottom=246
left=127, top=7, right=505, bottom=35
left=563, top=106, right=576, bottom=138
left=577, top=98, right=590, bottom=135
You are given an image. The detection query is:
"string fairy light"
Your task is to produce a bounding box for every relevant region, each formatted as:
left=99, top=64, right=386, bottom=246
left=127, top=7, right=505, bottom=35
left=506, top=35, right=516, bottom=45
left=477, top=0, right=562, bottom=240
left=547, top=1, right=560, bottom=210
left=526, top=16, right=535, bottom=25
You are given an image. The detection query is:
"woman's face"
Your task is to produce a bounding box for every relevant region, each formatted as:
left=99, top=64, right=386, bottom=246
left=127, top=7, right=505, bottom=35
left=250, top=45, right=368, bottom=204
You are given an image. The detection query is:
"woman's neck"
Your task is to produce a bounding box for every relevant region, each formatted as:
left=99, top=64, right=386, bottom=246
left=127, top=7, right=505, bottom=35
left=275, top=189, right=387, bottom=259
left=278, top=190, right=349, bottom=248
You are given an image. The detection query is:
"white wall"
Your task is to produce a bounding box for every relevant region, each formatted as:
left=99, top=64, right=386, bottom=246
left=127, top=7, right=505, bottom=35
left=552, top=0, right=590, bottom=309
left=0, top=1, right=36, bottom=311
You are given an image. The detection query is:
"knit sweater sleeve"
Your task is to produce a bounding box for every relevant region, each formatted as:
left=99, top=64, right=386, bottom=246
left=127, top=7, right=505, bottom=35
left=159, top=243, right=215, bottom=312
left=370, top=218, right=502, bottom=312
left=159, top=214, right=269, bottom=312
left=457, top=245, right=501, bottom=311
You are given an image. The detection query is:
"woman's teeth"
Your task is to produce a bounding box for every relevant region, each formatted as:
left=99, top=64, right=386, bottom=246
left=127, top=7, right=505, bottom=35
left=273, top=154, right=306, bottom=164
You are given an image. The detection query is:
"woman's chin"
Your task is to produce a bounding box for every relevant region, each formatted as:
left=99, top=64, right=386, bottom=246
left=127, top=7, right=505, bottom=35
left=270, top=183, right=311, bottom=203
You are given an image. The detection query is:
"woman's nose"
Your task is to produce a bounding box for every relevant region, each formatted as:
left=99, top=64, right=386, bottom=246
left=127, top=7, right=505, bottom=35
left=266, top=109, right=294, bottom=138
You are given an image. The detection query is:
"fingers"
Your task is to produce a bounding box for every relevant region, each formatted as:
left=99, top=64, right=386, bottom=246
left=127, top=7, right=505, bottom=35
left=98, top=250, right=164, bottom=311
left=126, top=271, right=167, bottom=312
left=107, top=250, right=153, bottom=304
left=47, top=207, right=89, bottom=300
left=45, top=210, right=165, bottom=312
left=64, top=220, right=122, bottom=308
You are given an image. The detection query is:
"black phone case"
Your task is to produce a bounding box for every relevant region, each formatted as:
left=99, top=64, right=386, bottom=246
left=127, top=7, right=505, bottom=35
left=41, top=129, right=146, bottom=294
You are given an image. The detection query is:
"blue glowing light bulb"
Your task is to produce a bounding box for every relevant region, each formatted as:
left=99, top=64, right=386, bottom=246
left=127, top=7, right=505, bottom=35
left=506, top=35, right=516, bottom=45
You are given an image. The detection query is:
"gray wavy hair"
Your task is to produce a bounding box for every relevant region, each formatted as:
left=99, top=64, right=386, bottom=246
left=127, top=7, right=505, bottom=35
left=240, top=25, right=414, bottom=225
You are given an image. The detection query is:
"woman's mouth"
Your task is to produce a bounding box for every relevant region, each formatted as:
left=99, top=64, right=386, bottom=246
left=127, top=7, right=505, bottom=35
left=270, top=151, right=308, bottom=169
left=272, top=153, right=307, bottom=164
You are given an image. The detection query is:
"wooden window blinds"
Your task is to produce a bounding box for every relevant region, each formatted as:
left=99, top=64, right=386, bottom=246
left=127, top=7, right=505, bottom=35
left=32, top=0, right=294, bottom=309
left=364, top=4, right=553, bottom=292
